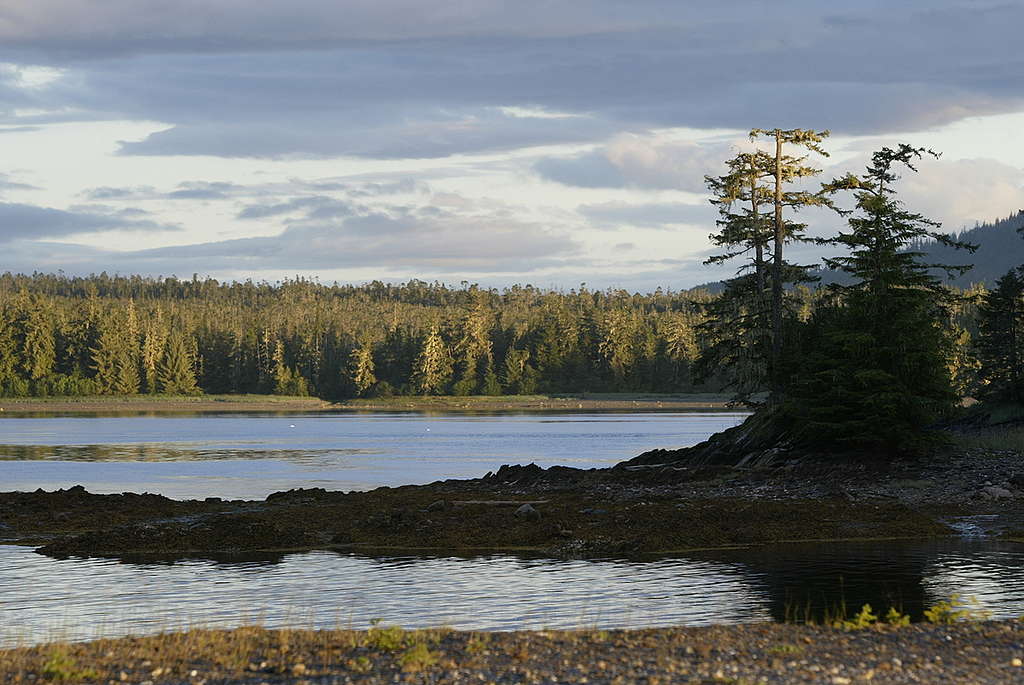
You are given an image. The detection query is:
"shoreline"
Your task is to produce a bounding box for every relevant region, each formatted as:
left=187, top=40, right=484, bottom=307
left=0, top=392, right=735, bottom=415
left=2, top=621, right=1023, bottom=683
left=2, top=452, right=1006, bottom=559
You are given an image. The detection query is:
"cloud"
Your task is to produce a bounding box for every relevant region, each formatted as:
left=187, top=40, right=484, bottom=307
left=2, top=197, right=580, bottom=275
left=897, top=157, right=1024, bottom=231
left=1, top=2, right=1022, bottom=159
left=166, top=180, right=245, bottom=200
left=579, top=201, right=717, bottom=230
left=236, top=196, right=355, bottom=221
left=0, top=202, right=177, bottom=242
left=0, top=172, right=38, bottom=192
left=0, top=125, right=41, bottom=134
left=66, top=203, right=153, bottom=218
left=117, top=109, right=612, bottom=160
left=347, top=178, right=422, bottom=197
left=825, top=153, right=1024, bottom=231
left=82, top=185, right=156, bottom=200
left=537, top=135, right=734, bottom=191
left=534, top=151, right=627, bottom=189
left=153, top=206, right=578, bottom=272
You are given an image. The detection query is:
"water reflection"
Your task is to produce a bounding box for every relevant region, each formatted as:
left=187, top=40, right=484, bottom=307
left=0, top=412, right=747, bottom=498
left=690, top=538, right=1024, bottom=622
left=3, top=539, right=1024, bottom=647
left=0, top=443, right=381, bottom=463
left=0, top=546, right=769, bottom=647
left=923, top=542, right=1024, bottom=618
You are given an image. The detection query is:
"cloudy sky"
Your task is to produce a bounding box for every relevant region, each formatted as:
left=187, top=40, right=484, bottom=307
left=1, top=1, right=1023, bottom=290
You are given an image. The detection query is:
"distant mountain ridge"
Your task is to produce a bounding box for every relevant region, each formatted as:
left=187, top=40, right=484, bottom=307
left=692, top=211, right=1024, bottom=293
left=915, top=210, right=1024, bottom=287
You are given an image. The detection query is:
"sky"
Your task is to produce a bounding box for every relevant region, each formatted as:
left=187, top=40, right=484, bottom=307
left=1, top=0, right=1023, bottom=291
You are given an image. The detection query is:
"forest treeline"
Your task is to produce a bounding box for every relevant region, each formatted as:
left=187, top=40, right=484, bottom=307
left=0, top=268, right=999, bottom=403
left=0, top=273, right=720, bottom=399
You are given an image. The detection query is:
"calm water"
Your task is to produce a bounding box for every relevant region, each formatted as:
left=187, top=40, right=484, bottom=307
left=0, top=411, right=746, bottom=499
left=2, top=411, right=1023, bottom=646
left=4, top=539, right=1024, bottom=647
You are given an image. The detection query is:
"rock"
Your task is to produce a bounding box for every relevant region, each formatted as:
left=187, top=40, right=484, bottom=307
left=1009, top=474, right=1024, bottom=490
left=425, top=499, right=449, bottom=513
left=981, top=485, right=1014, bottom=500
left=514, top=503, right=541, bottom=521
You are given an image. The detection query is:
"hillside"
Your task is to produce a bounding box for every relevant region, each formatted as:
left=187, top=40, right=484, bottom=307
left=918, top=210, right=1024, bottom=287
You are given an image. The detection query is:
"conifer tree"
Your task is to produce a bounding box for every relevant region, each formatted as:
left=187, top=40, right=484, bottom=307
left=19, top=297, right=56, bottom=383
left=0, top=304, right=25, bottom=395
left=975, top=267, right=1024, bottom=403
left=157, top=328, right=200, bottom=395
left=749, top=128, right=835, bottom=402
left=700, top=131, right=834, bottom=404
left=141, top=312, right=167, bottom=393
left=481, top=360, right=502, bottom=396
left=599, top=309, right=642, bottom=388
left=91, top=309, right=140, bottom=395
left=348, top=341, right=378, bottom=397
left=413, top=326, right=453, bottom=394
left=788, top=145, right=975, bottom=451
left=502, top=348, right=539, bottom=394
left=271, top=339, right=308, bottom=396
left=453, top=296, right=494, bottom=395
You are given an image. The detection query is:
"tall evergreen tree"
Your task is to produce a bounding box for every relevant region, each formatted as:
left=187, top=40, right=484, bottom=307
left=975, top=268, right=1024, bottom=403
left=749, top=128, right=835, bottom=403
left=157, top=328, right=200, bottom=395
left=502, top=348, right=539, bottom=394
left=413, top=326, right=453, bottom=395
left=11, top=293, right=57, bottom=386
left=348, top=341, right=378, bottom=397
left=91, top=309, right=140, bottom=395
left=141, top=312, right=168, bottom=393
left=788, top=145, right=975, bottom=451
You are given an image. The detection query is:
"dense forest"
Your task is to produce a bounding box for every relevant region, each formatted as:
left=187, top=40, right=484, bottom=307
left=0, top=274, right=718, bottom=399
left=0, top=266, right=992, bottom=405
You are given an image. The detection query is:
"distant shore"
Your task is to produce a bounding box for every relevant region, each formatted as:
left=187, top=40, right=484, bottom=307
left=0, top=392, right=735, bottom=415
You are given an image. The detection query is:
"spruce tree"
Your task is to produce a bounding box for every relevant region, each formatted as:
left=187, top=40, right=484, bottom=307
left=413, top=326, right=453, bottom=394
left=17, top=295, right=56, bottom=383
left=701, top=131, right=835, bottom=405
left=502, top=348, right=538, bottom=394
left=91, top=312, right=139, bottom=395
left=788, top=145, right=975, bottom=451
left=975, top=268, right=1024, bottom=403
left=749, top=128, right=835, bottom=403
left=348, top=342, right=378, bottom=397
left=157, top=328, right=200, bottom=395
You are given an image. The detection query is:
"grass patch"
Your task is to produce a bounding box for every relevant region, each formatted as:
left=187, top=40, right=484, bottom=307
left=40, top=648, right=99, bottom=682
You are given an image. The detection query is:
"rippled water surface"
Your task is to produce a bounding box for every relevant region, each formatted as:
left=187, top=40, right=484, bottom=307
left=3, top=539, right=1024, bottom=647
left=0, top=411, right=747, bottom=498
left=4, top=411, right=1023, bottom=647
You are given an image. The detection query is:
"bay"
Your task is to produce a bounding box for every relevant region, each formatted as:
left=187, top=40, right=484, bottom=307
left=0, top=411, right=746, bottom=499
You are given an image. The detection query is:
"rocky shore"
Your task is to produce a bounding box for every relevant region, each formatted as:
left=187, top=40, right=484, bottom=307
left=3, top=443, right=1023, bottom=560
left=2, top=621, right=1023, bottom=684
